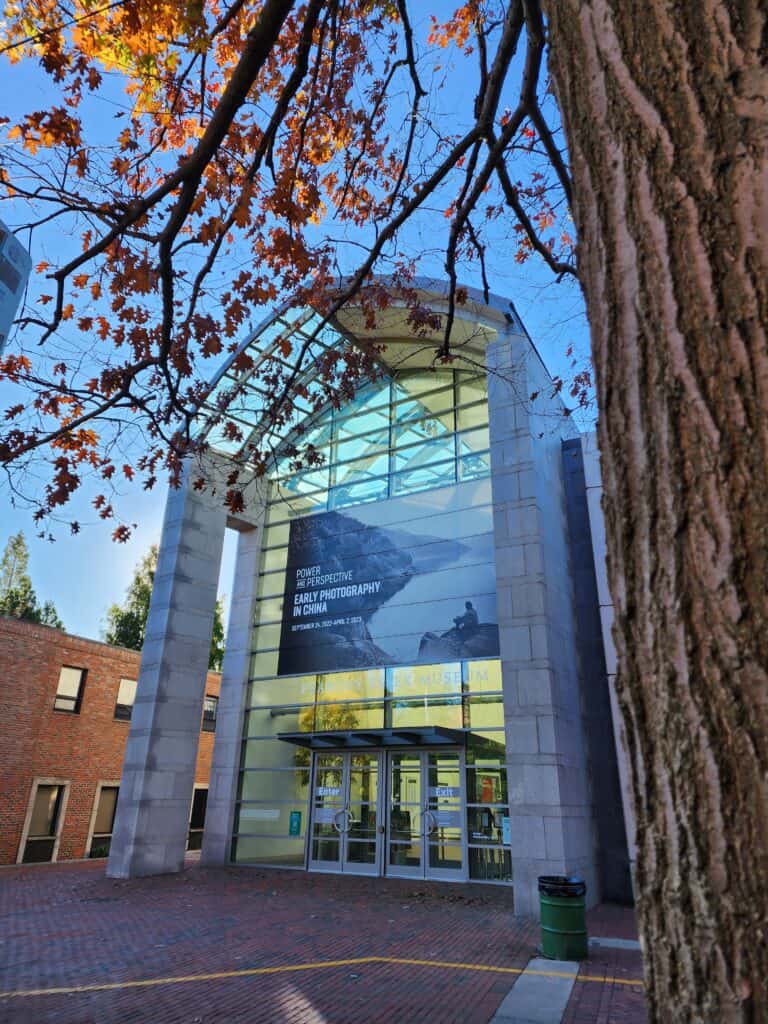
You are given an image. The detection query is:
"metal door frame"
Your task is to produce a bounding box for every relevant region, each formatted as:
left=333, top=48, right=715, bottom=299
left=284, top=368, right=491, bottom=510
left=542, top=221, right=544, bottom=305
left=307, top=750, right=383, bottom=876
left=384, top=748, right=468, bottom=882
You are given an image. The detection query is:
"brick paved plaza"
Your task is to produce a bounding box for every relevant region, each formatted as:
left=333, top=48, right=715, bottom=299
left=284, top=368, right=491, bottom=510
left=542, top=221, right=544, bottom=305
left=0, top=859, right=646, bottom=1023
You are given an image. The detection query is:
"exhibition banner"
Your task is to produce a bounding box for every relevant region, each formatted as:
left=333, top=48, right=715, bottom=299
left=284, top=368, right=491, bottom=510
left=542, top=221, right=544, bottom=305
left=277, top=479, right=499, bottom=675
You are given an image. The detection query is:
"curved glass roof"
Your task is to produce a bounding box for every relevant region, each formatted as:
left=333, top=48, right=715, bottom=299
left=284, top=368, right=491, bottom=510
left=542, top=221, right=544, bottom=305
left=198, top=278, right=517, bottom=467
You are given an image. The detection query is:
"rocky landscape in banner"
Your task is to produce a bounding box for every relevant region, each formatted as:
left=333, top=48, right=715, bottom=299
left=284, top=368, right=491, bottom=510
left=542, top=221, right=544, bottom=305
left=277, top=483, right=499, bottom=675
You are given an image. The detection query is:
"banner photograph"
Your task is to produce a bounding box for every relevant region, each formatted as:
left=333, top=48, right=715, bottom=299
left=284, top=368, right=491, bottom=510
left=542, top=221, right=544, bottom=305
left=277, top=480, right=499, bottom=675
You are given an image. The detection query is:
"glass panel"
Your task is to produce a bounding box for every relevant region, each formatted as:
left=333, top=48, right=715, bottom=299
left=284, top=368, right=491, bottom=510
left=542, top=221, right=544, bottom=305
left=29, top=785, right=61, bottom=836
left=428, top=753, right=462, bottom=802
left=257, top=569, right=287, bottom=599
left=248, top=650, right=279, bottom=680
left=466, top=767, right=508, bottom=804
left=94, top=787, right=119, bottom=835
left=389, top=696, right=462, bottom=729
left=247, top=676, right=316, bottom=706
left=465, top=696, right=504, bottom=729
left=263, top=522, right=290, bottom=547
left=312, top=836, right=341, bottom=861
left=467, top=807, right=507, bottom=844
left=469, top=846, right=512, bottom=882
left=252, top=623, right=281, bottom=650
left=329, top=477, right=387, bottom=509
left=261, top=546, right=288, bottom=574
left=247, top=732, right=305, bottom=774
left=253, top=595, right=284, bottom=625
left=457, top=425, right=490, bottom=454
left=393, top=436, right=455, bottom=471
left=466, top=730, right=506, bottom=761
left=314, top=701, right=384, bottom=731
left=233, top=836, right=306, bottom=866
left=116, top=678, right=137, bottom=706
left=347, top=805, right=377, bottom=839
left=456, top=401, right=488, bottom=431
left=465, top=661, right=502, bottom=693
left=394, top=371, right=453, bottom=398
left=236, top=804, right=307, bottom=837
left=335, top=427, right=389, bottom=464
left=389, top=806, right=421, bottom=841
left=244, top=705, right=314, bottom=737
left=391, top=461, right=456, bottom=496
left=428, top=842, right=463, bottom=870
left=388, top=664, right=461, bottom=698
left=349, top=767, right=378, bottom=805
left=346, top=840, right=377, bottom=865
left=238, top=769, right=310, bottom=803
left=460, top=451, right=491, bottom=481
left=56, top=667, right=83, bottom=699
left=389, top=841, right=421, bottom=867
left=22, top=838, right=56, bottom=863
left=316, top=670, right=385, bottom=704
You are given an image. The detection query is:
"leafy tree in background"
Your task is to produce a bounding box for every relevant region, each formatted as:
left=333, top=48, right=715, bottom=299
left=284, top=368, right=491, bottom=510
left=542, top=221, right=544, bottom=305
left=1, top=3, right=767, bottom=1018
left=0, top=531, right=63, bottom=627
left=105, top=545, right=225, bottom=670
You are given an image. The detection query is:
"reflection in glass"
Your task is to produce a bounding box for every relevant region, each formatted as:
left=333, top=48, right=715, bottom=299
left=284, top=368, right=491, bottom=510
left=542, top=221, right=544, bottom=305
left=428, top=842, right=463, bottom=870
left=465, top=661, right=502, bottom=693
left=467, top=806, right=507, bottom=844
left=314, top=700, right=384, bottom=731
left=317, top=670, right=385, bottom=704
left=238, top=769, right=309, bottom=803
left=346, top=841, right=377, bottom=864
left=465, top=696, right=504, bottom=729
left=389, top=842, right=421, bottom=868
left=469, top=846, right=512, bottom=882
left=388, top=664, right=461, bottom=697
left=389, top=696, right=462, bottom=729
left=232, top=836, right=306, bottom=866
left=466, top=767, right=508, bottom=804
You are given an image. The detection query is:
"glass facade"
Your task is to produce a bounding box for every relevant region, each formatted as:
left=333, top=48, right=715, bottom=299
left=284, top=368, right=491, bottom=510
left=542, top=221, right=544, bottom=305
left=235, top=368, right=511, bottom=882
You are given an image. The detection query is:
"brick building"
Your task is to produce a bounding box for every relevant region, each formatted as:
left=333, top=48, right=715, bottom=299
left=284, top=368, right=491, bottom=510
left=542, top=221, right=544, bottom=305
left=0, top=617, right=220, bottom=865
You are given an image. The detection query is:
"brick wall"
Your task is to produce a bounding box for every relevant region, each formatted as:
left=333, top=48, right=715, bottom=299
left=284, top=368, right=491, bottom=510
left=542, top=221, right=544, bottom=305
left=0, top=617, right=221, bottom=865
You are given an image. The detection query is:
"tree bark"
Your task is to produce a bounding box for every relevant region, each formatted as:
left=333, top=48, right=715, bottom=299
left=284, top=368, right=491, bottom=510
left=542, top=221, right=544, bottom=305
left=543, top=2, right=768, bottom=1021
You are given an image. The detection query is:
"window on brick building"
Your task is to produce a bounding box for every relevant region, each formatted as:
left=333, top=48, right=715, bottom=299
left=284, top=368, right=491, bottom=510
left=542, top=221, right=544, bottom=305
left=22, top=783, right=66, bottom=863
left=89, top=786, right=119, bottom=858
left=202, top=695, right=218, bottom=732
left=53, top=666, right=86, bottom=713
left=187, top=787, right=208, bottom=850
left=114, top=678, right=137, bottom=721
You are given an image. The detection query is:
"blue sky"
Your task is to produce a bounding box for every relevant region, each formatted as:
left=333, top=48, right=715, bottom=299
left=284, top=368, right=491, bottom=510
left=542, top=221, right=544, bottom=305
left=0, top=8, right=593, bottom=639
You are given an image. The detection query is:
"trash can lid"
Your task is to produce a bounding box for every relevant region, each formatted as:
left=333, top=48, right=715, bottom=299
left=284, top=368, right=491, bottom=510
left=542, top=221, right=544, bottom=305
left=538, top=875, right=586, bottom=897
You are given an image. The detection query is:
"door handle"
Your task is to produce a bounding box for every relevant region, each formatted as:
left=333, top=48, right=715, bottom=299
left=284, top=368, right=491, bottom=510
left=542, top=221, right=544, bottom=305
left=332, top=808, right=347, bottom=833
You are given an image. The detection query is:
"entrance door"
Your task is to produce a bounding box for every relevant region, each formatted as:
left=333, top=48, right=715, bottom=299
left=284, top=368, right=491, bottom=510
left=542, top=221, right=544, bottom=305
left=309, top=752, right=382, bottom=875
left=387, top=750, right=467, bottom=881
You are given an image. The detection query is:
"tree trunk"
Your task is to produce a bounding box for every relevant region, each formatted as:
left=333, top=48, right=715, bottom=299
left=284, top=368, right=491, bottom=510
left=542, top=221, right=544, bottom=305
left=543, top=2, right=768, bottom=1021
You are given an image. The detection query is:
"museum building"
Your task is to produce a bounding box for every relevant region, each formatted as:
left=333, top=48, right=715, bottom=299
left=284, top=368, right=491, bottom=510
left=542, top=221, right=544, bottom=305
left=106, top=280, right=635, bottom=916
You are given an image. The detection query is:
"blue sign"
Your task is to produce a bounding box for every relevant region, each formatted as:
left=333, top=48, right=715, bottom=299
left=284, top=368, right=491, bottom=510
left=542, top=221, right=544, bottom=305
left=289, top=810, right=302, bottom=837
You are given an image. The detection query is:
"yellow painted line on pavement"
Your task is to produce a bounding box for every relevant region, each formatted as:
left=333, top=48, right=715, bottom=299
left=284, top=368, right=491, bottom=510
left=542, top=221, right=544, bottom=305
left=0, top=955, right=644, bottom=999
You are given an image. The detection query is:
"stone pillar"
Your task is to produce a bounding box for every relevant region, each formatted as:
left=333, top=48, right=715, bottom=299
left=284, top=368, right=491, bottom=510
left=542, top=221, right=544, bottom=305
left=201, top=517, right=265, bottom=866
left=487, top=329, right=599, bottom=918
left=107, top=460, right=227, bottom=879
left=581, top=431, right=638, bottom=890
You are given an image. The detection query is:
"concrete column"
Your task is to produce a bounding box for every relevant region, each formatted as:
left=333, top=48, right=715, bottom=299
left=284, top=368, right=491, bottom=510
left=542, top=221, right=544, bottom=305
left=487, top=330, right=599, bottom=917
left=581, top=432, right=637, bottom=889
left=201, top=517, right=265, bottom=866
left=107, top=459, right=227, bottom=878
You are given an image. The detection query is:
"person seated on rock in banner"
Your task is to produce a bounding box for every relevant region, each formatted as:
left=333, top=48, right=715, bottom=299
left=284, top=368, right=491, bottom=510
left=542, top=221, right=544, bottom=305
left=453, top=600, right=479, bottom=638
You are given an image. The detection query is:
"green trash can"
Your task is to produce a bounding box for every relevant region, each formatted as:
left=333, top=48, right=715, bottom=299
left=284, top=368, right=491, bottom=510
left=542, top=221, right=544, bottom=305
left=538, top=875, right=588, bottom=960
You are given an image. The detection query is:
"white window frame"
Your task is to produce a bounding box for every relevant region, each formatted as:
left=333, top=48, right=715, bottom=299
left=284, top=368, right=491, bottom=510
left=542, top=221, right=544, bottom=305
left=84, top=779, right=121, bottom=858
left=16, top=777, right=71, bottom=864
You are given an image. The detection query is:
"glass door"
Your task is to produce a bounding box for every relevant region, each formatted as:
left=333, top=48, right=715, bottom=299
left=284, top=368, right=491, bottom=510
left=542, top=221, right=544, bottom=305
left=308, top=751, right=382, bottom=875
left=386, top=749, right=467, bottom=881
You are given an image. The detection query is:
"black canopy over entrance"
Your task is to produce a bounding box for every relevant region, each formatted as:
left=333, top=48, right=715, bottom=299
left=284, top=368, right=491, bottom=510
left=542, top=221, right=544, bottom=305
left=277, top=726, right=467, bottom=749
